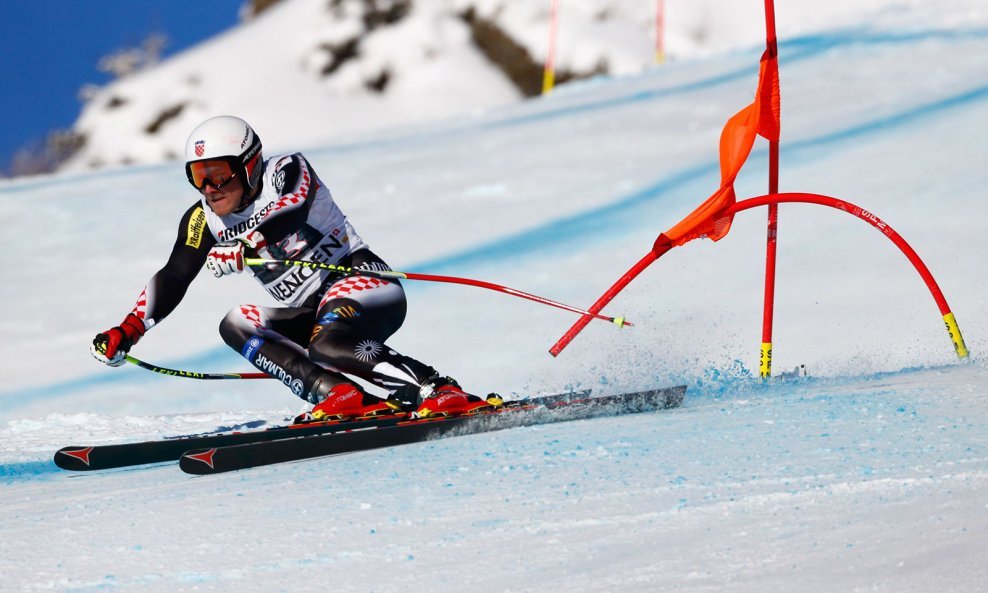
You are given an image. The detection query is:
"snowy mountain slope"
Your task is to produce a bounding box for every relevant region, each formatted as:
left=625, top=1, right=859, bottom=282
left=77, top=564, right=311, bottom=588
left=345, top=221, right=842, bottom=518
left=61, top=0, right=934, bottom=174
left=63, top=0, right=520, bottom=172
left=1, top=1, right=987, bottom=591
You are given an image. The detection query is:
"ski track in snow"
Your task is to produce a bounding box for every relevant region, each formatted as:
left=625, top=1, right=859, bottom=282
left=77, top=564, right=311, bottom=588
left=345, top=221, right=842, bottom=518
left=2, top=8, right=988, bottom=593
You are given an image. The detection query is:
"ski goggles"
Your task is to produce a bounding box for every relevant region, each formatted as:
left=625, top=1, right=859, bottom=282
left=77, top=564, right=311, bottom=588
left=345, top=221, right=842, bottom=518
left=185, top=158, right=240, bottom=191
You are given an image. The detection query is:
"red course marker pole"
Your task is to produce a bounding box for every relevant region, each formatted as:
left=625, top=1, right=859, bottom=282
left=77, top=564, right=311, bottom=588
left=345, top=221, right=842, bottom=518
left=760, top=0, right=781, bottom=378
left=728, top=193, right=969, bottom=359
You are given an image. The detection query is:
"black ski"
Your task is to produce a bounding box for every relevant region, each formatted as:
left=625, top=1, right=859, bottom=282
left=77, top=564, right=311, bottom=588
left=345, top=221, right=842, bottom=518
left=53, top=389, right=592, bottom=471
left=179, top=385, right=686, bottom=475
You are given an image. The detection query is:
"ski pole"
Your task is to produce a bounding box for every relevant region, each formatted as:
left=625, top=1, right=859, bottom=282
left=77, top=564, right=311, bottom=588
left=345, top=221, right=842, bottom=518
left=124, top=354, right=271, bottom=380
left=245, top=258, right=633, bottom=328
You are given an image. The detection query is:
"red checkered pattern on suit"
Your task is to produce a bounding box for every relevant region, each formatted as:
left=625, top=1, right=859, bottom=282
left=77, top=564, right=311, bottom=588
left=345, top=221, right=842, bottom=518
left=269, top=167, right=311, bottom=214
left=232, top=158, right=313, bottom=231
left=320, top=277, right=386, bottom=308
left=239, top=305, right=265, bottom=329
left=131, top=288, right=148, bottom=321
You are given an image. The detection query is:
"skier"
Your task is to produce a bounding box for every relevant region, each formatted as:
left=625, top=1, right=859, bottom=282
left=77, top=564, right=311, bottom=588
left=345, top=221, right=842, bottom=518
left=91, top=115, right=497, bottom=420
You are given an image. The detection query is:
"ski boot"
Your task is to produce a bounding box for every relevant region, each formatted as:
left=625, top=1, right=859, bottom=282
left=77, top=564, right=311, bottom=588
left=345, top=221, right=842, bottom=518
left=413, top=376, right=503, bottom=419
left=309, top=383, right=399, bottom=421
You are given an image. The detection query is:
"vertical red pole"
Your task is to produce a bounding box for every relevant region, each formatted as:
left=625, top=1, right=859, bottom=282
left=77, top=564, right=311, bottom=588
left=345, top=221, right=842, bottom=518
left=656, top=0, right=666, bottom=64
left=760, top=0, right=780, bottom=379
left=761, top=147, right=779, bottom=378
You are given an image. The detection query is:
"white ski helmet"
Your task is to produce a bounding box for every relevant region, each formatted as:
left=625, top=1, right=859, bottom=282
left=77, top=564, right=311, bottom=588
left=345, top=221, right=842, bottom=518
left=184, top=115, right=263, bottom=194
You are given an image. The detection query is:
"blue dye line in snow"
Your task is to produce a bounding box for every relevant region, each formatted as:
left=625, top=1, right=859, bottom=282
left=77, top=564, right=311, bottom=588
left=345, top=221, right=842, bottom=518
left=306, top=26, right=988, bottom=155
left=0, top=348, right=249, bottom=410
left=0, top=459, right=60, bottom=484
left=787, top=84, right=988, bottom=154
left=414, top=82, right=988, bottom=274
left=0, top=370, right=136, bottom=413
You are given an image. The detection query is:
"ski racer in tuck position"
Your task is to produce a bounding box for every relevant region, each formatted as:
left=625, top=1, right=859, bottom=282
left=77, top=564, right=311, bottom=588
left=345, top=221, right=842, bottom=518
left=91, top=115, right=496, bottom=419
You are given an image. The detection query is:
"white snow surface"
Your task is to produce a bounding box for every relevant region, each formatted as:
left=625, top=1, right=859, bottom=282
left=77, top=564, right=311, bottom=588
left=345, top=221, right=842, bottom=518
left=2, top=0, right=988, bottom=591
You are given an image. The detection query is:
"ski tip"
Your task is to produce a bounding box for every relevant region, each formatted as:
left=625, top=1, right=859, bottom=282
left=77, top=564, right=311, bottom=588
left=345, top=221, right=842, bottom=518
left=54, top=446, right=96, bottom=471
left=179, top=448, right=220, bottom=475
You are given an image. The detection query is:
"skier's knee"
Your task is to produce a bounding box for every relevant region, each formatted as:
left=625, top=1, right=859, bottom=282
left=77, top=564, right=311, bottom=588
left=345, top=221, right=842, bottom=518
left=219, top=304, right=264, bottom=348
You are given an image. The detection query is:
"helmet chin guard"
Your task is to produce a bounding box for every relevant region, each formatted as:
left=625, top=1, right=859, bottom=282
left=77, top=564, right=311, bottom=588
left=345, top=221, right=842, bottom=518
left=185, top=116, right=263, bottom=196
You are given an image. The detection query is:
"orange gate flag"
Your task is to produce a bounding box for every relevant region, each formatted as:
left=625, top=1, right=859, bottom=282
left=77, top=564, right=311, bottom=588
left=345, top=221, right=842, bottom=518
left=668, top=49, right=779, bottom=246
left=550, top=49, right=780, bottom=356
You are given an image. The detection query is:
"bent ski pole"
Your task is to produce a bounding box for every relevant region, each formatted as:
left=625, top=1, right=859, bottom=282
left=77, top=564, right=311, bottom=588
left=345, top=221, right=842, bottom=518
left=125, top=354, right=271, bottom=380
left=245, top=258, right=632, bottom=328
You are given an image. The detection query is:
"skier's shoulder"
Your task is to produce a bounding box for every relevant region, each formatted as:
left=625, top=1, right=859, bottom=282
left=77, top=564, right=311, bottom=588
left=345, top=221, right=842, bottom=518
left=262, top=151, right=319, bottom=195
left=177, top=200, right=210, bottom=250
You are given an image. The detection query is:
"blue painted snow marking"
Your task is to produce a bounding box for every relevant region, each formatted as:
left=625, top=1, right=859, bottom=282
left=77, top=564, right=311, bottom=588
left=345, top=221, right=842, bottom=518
left=0, top=346, right=249, bottom=411
left=787, top=83, right=988, bottom=156
left=301, top=49, right=773, bottom=157
left=308, top=26, right=988, bottom=152
left=779, top=26, right=988, bottom=57
left=0, top=459, right=60, bottom=484
left=413, top=82, right=988, bottom=276
left=305, top=27, right=988, bottom=156
left=413, top=161, right=717, bottom=274
left=0, top=369, right=142, bottom=412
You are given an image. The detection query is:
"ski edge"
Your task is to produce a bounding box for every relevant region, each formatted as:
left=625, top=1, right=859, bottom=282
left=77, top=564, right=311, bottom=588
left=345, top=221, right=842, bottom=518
left=179, top=385, right=687, bottom=476
left=53, top=389, right=595, bottom=471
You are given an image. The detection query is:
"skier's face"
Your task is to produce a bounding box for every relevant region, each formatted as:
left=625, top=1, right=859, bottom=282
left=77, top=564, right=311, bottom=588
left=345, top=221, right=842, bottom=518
left=202, top=174, right=244, bottom=216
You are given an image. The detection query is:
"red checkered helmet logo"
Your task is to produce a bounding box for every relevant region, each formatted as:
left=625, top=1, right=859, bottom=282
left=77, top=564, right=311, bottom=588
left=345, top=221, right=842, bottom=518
left=194, top=140, right=205, bottom=157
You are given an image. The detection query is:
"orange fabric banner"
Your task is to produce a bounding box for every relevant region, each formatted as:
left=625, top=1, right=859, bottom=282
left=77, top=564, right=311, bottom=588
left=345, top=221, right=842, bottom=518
left=664, top=53, right=780, bottom=247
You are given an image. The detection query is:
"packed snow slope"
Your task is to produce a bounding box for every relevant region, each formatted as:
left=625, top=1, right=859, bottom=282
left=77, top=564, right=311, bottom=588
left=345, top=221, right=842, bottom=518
left=1, top=1, right=987, bottom=592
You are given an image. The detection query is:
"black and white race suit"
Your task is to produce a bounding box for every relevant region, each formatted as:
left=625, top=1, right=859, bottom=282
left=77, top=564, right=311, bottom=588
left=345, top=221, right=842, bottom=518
left=124, top=152, right=439, bottom=403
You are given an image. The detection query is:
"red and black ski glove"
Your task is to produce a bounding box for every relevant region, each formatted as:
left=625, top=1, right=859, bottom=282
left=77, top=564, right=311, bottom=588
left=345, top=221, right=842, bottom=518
left=91, top=313, right=146, bottom=367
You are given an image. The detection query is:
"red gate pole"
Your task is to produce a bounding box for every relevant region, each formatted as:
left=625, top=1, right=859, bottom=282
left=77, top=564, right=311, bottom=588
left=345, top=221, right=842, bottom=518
left=760, top=0, right=781, bottom=378
left=728, top=193, right=970, bottom=360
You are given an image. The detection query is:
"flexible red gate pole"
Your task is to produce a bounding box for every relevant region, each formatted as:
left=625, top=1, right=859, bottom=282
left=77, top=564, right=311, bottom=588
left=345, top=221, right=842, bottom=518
left=551, top=45, right=781, bottom=357
left=728, top=193, right=970, bottom=359
left=760, top=0, right=781, bottom=378
left=548, top=2, right=967, bottom=366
